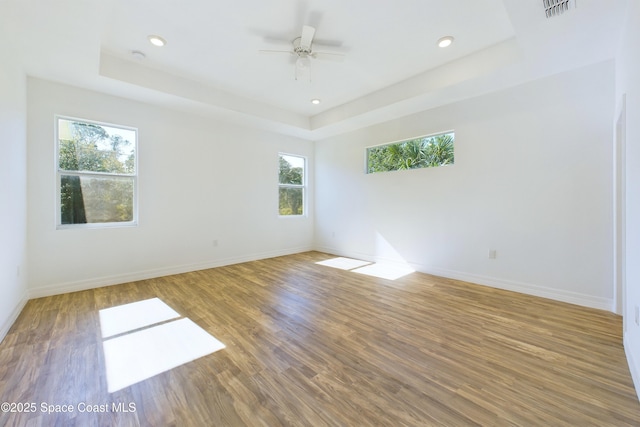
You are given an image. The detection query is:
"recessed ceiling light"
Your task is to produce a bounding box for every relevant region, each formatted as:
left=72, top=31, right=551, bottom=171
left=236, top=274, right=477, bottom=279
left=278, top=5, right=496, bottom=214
left=437, top=36, right=454, bottom=48
left=131, top=50, right=146, bottom=60
left=311, top=99, right=321, bottom=105
left=148, top=35, right=167, bottom=47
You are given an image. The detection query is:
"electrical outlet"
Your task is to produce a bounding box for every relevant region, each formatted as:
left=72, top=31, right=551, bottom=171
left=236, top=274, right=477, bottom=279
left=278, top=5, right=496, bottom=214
left=212, top=239, right=218, bottom=247
left=635, top=306, right=639, bottom=326
left=488, top=249, right=497, bottom=259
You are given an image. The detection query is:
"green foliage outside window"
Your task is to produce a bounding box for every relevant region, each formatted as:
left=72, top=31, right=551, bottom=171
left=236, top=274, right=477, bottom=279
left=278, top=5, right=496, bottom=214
left=58, top=118, right=136, bottom=225
left=278, top=154, right=304, bottom=216
left=367, top=132, right=454, bottom=174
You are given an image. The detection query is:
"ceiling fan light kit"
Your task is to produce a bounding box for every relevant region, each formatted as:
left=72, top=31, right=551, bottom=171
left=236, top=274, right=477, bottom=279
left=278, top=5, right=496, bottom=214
left=543, top=0, right=575, bottom=18
left=259, top=25, right=344, bottom=82
left=295, top=54, right=311, bottom=81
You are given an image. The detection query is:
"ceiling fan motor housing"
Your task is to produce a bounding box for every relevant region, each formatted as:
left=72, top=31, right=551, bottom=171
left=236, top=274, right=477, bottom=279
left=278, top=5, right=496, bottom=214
left=293, top=37, right=312, bottom=56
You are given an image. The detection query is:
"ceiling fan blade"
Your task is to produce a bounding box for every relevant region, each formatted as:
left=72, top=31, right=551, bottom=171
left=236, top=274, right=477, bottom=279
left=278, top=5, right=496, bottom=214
left=311, top=38, right=344, bottom=48
left=258, top=49, right=294, bottom=55
left=300, top=25, right=315, bottom=50
left=260, top=36, right=295, bottom=50
left=311, top=51, right=345, bottom=62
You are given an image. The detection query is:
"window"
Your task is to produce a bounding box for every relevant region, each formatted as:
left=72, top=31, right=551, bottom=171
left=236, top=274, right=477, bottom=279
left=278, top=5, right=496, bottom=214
left=56, top=117, right=137, bottom=228
left=278, top=153, right=305, bottom=216
left=366, top=131, right=454, bottom=174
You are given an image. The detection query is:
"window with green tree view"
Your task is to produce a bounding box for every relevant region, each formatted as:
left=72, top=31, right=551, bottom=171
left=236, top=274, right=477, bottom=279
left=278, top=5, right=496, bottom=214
left=278, top=154, right=305, bottom=216
left=366, top=131, right=454, bottom=174
left=57, top=117, right=137, bottom=228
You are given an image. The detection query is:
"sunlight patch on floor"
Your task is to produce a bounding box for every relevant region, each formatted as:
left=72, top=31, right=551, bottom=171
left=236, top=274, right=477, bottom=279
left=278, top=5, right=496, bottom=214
left=316, top=257, right=414, bottom=281
left=99, top=298, right=225, bottom=393
left=315, top=257, right=372, bottom=270
left=352, top=263, right=415, bottom=280
left=99, top=297, right=180, bottom=338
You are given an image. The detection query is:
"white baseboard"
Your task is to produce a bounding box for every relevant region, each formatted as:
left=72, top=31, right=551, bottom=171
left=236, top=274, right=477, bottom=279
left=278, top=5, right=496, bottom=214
left=313, top=246, right=613, bottom=312
left=28, top=246, right=313, bottom=299
left=26, top=243, right=613, bottom=311
left=624, top=334, right=640, bottom=402
left=0, top=292, right=28, bottom=344
left=425, top=266, right=613, bottom=312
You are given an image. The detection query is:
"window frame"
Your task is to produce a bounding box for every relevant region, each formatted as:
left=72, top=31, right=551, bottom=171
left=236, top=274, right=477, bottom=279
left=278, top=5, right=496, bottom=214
left=278, top=152, right=307, bottom=217
left=55, top=115, right=139, bottom=230
left=365, top=130, right=455, bottom=174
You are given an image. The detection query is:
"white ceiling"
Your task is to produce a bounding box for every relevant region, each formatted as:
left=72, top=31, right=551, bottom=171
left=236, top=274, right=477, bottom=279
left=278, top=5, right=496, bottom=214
left=0, top=0, right=629, bottom=139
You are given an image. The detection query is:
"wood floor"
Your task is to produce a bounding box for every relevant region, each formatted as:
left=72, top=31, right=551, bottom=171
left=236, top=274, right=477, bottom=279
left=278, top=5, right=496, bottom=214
left=1, top=252, right=639, bottom=426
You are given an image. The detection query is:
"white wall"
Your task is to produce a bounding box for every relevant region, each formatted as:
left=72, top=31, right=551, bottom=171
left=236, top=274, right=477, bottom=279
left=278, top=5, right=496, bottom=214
left=27, top=78, right=314, bottom=296
left=617, top=0, right=640, bottom=399
left=0, top=46, right=28, bottom=341
left=315, top=60, right=615, bottom=310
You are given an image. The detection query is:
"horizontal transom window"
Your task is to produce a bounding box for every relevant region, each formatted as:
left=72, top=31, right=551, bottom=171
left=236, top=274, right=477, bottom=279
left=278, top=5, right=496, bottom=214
left=366, top=131, right=454, bottom=174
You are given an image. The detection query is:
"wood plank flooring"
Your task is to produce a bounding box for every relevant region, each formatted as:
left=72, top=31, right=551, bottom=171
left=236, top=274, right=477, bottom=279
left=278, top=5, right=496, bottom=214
left=1, top=251, right=639, bottom=426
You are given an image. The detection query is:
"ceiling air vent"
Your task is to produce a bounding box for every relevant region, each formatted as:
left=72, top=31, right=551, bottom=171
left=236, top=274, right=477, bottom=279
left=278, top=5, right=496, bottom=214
left=543, top=0, right=575, bottom=18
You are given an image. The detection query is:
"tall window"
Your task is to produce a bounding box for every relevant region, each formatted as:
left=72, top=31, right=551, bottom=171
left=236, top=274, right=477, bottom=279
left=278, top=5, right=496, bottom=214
left=366, top=131, right=454, bottom=174
left=56, top=117, right=137, bottom=228
left=278, top=153, right=305, bottom=216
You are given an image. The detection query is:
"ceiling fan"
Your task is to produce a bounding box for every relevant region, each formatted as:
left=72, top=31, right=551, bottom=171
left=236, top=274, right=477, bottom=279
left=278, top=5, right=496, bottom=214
left=259, top=25, right=344, bottom=81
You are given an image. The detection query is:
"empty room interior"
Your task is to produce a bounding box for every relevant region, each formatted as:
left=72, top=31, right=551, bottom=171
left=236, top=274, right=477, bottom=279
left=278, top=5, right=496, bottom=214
left=2, top=0, right=640, bottom=425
